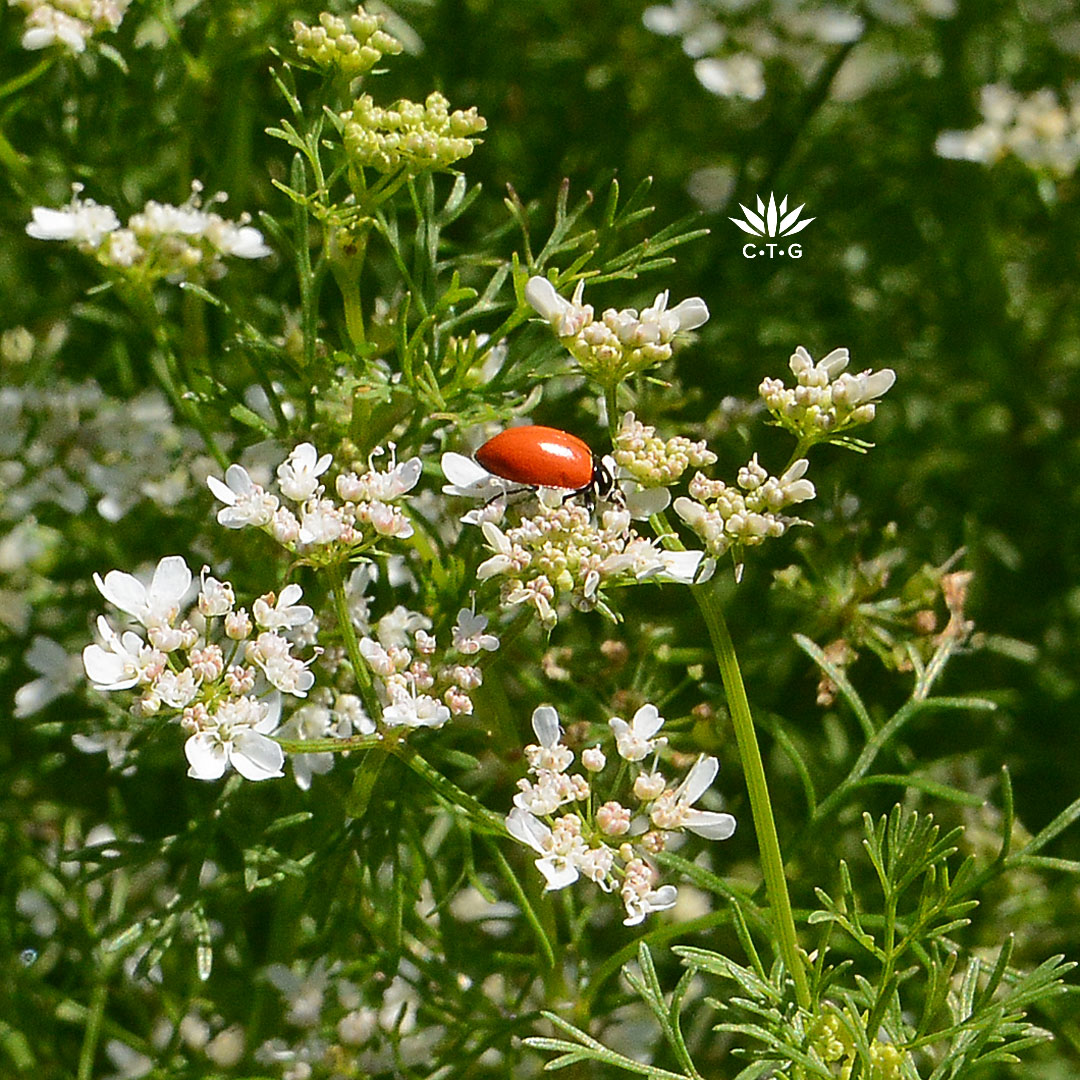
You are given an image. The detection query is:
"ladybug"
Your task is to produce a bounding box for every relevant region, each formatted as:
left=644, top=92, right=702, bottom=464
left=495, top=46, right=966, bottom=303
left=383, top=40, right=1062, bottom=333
left=475, top=425, right=614, bottom=503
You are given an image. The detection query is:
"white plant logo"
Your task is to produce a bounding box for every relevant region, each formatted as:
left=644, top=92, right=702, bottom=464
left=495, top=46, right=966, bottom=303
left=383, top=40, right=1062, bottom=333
left=730, top=193, right=814, bottom=259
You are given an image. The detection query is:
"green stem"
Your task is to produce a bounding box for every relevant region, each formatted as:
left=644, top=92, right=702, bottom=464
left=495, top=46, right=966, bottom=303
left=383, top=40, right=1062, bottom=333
left=77, top=979, right=108, bottom=1080
left=327, top=564, right=383, bottom=724
left=651, top=511, right=810, bottom=1008
left=337, top=269, right=366, bottom=347
left=695, top=583, right=811, bottom=1008
left=603, top=380, right=621, bottom=443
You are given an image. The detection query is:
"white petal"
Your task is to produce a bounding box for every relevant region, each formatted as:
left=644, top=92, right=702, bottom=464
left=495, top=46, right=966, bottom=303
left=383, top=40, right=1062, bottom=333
left=185, top=733, right=228, bottom=780
left=231, top=730, right=286, bottom=780
left=206, top=473, right=237, bottom=505
left=94, top=569, right=146, bottom=617
left=531, top=705, right=561, bottom=747
left=669, top=297, right=710, bottom=331
left=536, top=856, right=579, bottom=891
left=149, top=555, right=192, bottom=607
left=646, top=884, right=678, bottom=912
left=657, top=549, right=703, bottom=584
left=684, top=810, right=737, bottom=841
left=524, top=276, right=570, bottom=322
left=82, top=645, right=136, bottom=689
left=395, top=457, right=423, bottom=494
left=624, top=485, right=671, bottom=519
left=677, top=755, right=718, bottom=804
left=278, top=583, right=304, bottom=607
left=506, top=807, right=550, bottom=854
left=631, top=703, right=664, bottom=739
left=441, top=452, right=489, bottom=489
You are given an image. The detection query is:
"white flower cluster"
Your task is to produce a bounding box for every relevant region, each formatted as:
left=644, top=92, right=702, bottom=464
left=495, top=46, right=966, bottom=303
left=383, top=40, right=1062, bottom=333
left=469, top=496, right=703, bottom=629
left=209, top=442, right=420, bottom=563
left=759, top=345, right=896, bottom=443
left=673, top=454, right=815, bottom=569
left=292, top=5, right=402, bottom=78
left=341, top=91, right=487, bottom=175
left=936, top=83, right=1080, bottom=178
left=356, top=605, right=498, bottom=729
left=10, top=0, right=130, bottom=55
left=525, top=277, right=709, bottom=384
left=0, top=379, right=206, bottom=527
left=82, top=556, right=328, bottom=782
left=26, top=181, right=271, bottom=282
left=507, top=704, right=735, bottom=925
left=614, top=410, right=716, bottom=488
left=248, top=958, right=436, bottom=1075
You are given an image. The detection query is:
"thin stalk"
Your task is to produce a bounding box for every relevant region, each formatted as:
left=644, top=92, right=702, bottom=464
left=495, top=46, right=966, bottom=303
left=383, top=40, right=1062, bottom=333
left=327, top=563, right=382, bottom=724
left=651, top=511, right=810, bottom=1008
left=695, top=583, right=811, bottom=1009
left=603, top=381, right=620, bottom=443
left=77, top=979, right=108, bottom=1080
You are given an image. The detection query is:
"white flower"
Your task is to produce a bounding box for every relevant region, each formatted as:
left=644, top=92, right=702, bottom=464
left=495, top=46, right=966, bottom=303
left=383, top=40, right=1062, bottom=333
left=93, top=555, right=192, bottom=631
left=376, top=606, right=431, bottom=649
left=609, top=703, right=667, bottom=761
left=253, top=584, right=314, bottom=631
left=82, top=617, right=157, bottom=691
left=184, top=695, right=284, bottom=782
left=649, top=756, right=737, bottom=840
left=277, top=443, right=332, bottom=502
left=694, top=53, right=766, bottom=101
left=476, top=520, right=516, bottom=579
left=441, top=451, right=514, bottom=523
left=26, top=195, right=119, bottom=246
left=451, top=609, right=499, bottom=654
left=524, top=277, right=591, bottom=337
left=21, top=7, right=93, bottom=53
left=246, top=631, right=316, bottom=697
left=382, top=685, right=451, bottom=729
left=15, top=636, right=83, bottom=717
left=208, top=464, right=279, bottom=528
left=153, top=668, right=200, bottom=709
left=354, top=454, right=423, bottom=501
left=505, top=808, right=581, bottom=891
left=298, top=499, right=346, bottom=545
left=524, top=705, right=574, bottom=773
left=197, top=571, right=235, bottom=618
left=621, top=857, right=678, bottom=925
left=205, top=221, right=272, bottom=259
left=275, top=702, right=336, bottom=791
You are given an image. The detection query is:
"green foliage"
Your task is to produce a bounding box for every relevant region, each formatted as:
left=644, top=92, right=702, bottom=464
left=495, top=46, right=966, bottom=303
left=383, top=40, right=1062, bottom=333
left=2, top=1, right=1080, bottom=1078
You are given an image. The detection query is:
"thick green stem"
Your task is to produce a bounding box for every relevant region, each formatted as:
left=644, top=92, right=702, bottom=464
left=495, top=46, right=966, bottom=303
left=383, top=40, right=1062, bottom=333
left=695, top=583, right=811, bottom=1008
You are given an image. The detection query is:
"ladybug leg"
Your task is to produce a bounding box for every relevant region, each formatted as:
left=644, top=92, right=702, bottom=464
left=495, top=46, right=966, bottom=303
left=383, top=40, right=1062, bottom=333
left=483, top=484, right=532, bottom=510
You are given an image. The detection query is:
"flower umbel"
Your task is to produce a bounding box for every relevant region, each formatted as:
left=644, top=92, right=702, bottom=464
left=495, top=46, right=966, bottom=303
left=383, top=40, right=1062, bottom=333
left=83, top=556, right=326, bottom=782
left=506, top=704, right=735, bottom=925
left=674, top=454, right=816, bottom=577
left=292, top=5, right=403, bottom=78
left=341, top=91, right=487, bottom=175
left=26, top=181, right=271, bottom=283
left=524, top=276, right=709, bottom=385
left=758, top=345, right=896, bottom=446
left=208, top=442, right=421, bottom=568
left=472, top=498, right=703, bottom=629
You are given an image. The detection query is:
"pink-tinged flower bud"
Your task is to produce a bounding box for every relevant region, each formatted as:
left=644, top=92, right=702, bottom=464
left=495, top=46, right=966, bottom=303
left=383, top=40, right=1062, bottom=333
left=597, top=801, right=631, bottom=836
left=582, top=746, right=606, bottom=772
left=633, top=771, right=667, bottom=801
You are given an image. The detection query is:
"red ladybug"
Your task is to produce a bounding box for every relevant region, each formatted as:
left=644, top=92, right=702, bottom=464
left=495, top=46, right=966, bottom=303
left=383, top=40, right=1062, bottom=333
left=475, top=425, right=613, bottom=501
